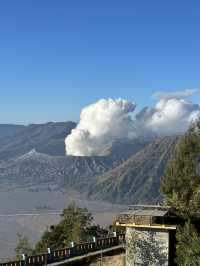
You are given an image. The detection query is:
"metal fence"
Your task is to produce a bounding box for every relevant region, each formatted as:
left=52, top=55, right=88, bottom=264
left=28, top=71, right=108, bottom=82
left=0, top=234, right=125, bottom=266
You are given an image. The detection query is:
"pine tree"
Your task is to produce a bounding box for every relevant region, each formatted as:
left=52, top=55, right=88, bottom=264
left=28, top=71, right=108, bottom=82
left=161, top=122, right=200, bottom=218
left=34, top=203, right=93, bottom=253
left=161, top=121, right=200, bottom=264
left=176, top=222, right=200, bottom=266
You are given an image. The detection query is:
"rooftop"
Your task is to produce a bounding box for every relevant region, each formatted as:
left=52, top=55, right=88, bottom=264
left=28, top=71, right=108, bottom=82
left=124, top=209, right=169, bottom=217
left=127, top=205, right=171, bottom=217
left=116, top=205, right=177, bottom=230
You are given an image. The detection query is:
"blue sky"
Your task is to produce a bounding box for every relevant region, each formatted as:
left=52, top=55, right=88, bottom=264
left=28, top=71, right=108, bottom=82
left=0, top=0, right=200, bottom=124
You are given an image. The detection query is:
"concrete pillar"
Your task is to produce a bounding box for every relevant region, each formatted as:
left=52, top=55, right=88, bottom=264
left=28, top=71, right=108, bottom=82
left=126, top=227, right=169, bottom=266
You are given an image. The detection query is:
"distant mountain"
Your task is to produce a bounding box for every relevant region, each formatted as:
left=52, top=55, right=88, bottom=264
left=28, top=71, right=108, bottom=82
left=0, top=122, right=150, bottom=189
left=0, top=122, right=179, bottom=205
left=0, top=149, right=120, bottom=186
left=0, top=122, right=76, bottom=160
left=103, top=138, right=150, bottom=161
left=84, top=136, right=179, bottom=204
left=0, top=124, right=25, bottom=138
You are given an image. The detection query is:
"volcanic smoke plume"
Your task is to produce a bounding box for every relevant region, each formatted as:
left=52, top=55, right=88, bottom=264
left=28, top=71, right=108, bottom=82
left=65, top=89, right=200, bottom=156
left=65, top=99, right=136, bottom=156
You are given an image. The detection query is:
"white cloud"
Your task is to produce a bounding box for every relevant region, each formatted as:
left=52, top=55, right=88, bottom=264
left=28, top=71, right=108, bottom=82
left=145, top=98, right=200, bottom=135
left=65, top=90, right=200, bottom=156
left=153, top=88, right=198, bottom=100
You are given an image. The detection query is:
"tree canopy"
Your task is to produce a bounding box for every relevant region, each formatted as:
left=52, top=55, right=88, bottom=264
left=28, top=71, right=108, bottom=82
left=34, top=203, right=94, bottom=253
left=161, top=121, right=200, bottom=264
left=176, top=221, right=200, bottom=266
left=161, top=122, right=200, bottom=218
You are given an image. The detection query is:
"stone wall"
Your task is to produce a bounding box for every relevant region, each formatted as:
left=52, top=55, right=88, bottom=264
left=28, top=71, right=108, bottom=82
left=126, top=227, right=169, bottom=266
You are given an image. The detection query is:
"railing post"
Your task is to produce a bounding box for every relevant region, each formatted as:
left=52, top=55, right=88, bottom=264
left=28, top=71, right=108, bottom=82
left=93, top=237, right=96, bottom=250
left=70, top=241, right=75, bottom=257
left=47, top=248, right=51, bottom=265
left=21, top=254, right=26, bottom=266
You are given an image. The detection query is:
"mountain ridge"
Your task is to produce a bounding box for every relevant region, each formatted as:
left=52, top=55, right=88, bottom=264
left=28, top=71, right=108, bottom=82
left=84, top=136, right=179, bottom=204
left=0, top=122, right=76, bottom=160
left=0, top=122, right=179, bottom=205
